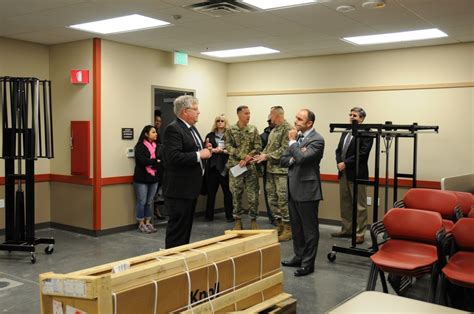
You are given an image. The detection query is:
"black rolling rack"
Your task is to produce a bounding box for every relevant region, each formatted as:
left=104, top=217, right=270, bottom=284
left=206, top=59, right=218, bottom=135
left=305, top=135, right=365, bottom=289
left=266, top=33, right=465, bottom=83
left=327, top=121, right=438, bottom=262
left=0, top=76, right=55, bottom=264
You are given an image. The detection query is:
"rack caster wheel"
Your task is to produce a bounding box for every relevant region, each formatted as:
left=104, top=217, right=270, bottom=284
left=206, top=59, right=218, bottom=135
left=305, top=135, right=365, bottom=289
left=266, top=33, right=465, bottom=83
left=31, top=253, right=36, bottom=264
left=44, top=244, right=54, bottom=255
left=327, top=251, right=336, bottom=262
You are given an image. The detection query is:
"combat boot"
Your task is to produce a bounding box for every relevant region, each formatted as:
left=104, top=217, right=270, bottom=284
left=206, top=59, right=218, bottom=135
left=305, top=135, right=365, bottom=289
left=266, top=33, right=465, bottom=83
left=278, top=222, right=292, bottom=242
left=277, top=219, right=283, bottom=236
left=250, top=219, right=258, bottom=230
left=233, top=219, right=242, bottom=230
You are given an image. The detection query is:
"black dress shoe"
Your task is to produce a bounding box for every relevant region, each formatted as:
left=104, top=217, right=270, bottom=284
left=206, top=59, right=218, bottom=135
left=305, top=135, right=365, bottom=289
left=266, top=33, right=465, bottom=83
left=281, top=257, right=302, bottom=268
left=294, top=266, right=314, bottom=277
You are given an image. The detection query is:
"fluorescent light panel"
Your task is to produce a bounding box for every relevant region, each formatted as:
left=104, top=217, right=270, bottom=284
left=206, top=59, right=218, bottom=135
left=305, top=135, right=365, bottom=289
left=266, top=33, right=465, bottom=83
left=201, top=46, right=279, bottom=58
left=343, top=28, right=448, bottom=45
left=242, top=0, right=315, bottom=10
left=69, top=14, right=170, bottom=34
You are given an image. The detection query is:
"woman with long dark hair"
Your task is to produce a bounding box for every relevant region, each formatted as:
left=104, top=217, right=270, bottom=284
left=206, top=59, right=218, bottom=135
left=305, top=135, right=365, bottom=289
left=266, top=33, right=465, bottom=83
left=133, top=125, right=160, bottom=233
left=204, top=114, right=233, bottom=222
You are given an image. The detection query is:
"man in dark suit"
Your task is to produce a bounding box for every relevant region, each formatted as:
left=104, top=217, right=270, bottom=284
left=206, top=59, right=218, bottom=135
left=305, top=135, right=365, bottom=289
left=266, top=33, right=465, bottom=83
left=280, top=109, right=325, bottom=277
left=162, top=95, right=211, bottom=249
left=332, top=107, right=373, bottom=244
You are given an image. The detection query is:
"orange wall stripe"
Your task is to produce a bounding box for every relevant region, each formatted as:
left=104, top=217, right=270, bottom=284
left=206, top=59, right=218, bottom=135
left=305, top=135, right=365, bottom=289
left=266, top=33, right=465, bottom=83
left=0, top=174, right=440, bottom=189
left=50, top=174, right=93, bottom=186
left=93, top=38, right=102, bottom=230
left=320, top=173, right=440, bottom=189
left=102, top=176, right=133, bottom=185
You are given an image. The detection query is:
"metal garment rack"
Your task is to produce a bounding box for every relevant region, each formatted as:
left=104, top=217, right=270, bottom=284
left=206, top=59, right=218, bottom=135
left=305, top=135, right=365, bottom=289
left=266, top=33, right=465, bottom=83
left=327, top=121, right=438, bottom=261
left=0, top=76, right=55, bottom=264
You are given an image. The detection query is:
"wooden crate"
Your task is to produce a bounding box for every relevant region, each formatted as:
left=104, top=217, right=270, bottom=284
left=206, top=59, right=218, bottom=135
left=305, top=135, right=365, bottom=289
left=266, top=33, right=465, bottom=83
left=40, top=230, right=278, bottom=314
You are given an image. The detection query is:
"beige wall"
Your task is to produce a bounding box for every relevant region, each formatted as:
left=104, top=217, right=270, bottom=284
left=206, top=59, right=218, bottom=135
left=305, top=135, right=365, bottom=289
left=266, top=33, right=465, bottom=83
left=100, top=40, right=228, bottom=179
left=99, top=40, right=228, bottom=224
left=50, top=183, right=93, bottom=229
left=47, top=40, right=95, bottom=228
left=49, top=39, right=94, bottom=176
left=0, top=183, right=51, bottom=230
left=227, top=43, right=474, bottom=182
left=2, top=37, right=473, bottom=232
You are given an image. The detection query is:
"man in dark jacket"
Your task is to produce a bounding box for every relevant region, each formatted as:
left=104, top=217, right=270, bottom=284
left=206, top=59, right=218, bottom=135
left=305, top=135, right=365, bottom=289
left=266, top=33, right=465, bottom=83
left=162, top=95, right=211, bottom=248
left=332, top=107, right=373, bottom=244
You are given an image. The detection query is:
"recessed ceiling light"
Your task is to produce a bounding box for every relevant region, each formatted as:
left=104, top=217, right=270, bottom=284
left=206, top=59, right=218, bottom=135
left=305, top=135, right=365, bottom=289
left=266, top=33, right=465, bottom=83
left=201, top=46, right=279, bottom=58
left=343, top=28, right=448, bottom=45
left=336, top=5, right=355, bottom=13
left=242, top=0, right=315, bottom=10
left=362, top=0, right=386, bottom=9
left=69, top=14, right=170, bottom=35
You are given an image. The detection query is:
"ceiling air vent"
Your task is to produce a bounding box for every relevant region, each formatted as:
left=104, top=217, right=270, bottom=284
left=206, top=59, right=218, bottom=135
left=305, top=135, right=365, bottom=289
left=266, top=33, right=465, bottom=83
left=185, top=1, right=257, bottom=17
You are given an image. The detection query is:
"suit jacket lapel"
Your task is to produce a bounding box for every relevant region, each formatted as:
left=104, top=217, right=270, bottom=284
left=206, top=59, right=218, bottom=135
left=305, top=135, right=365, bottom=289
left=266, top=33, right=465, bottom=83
left=301, top=129, right=316, bottom=146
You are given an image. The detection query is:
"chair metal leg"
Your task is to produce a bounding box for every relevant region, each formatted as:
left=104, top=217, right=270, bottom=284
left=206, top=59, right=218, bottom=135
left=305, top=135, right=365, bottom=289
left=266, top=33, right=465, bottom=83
left=366, top=263, right=378, bottom=291
left=428, top=264, right=440, bottom=303
left=437, top=273, right=447, bottom=305
left=379, top=270, right=388, bottom=293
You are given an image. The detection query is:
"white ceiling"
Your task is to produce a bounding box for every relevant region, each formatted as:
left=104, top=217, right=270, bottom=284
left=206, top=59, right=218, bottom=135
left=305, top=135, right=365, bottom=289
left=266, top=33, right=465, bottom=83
left=0, top=0, right=473, bottom=63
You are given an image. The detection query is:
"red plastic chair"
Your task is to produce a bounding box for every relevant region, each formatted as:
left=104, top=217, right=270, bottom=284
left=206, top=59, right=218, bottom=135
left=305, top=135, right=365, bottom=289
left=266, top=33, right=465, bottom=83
left=396, top=188, right=460, bottom=232
left=366, top=208, right=445, bottom=302
left=439, top=218, right=474, bottom=306
left=449, top=191, right=473, bottom=218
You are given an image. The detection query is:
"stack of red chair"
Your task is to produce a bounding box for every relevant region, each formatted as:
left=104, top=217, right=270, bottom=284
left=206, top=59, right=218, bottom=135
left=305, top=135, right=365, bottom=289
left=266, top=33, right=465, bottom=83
left=366, top=208, right=446, bottom=302
left=448, top=191, right=474, bottom=219
left=439, top=218, right=474, bottom=308
left=395, top=188, right=460, bottom=232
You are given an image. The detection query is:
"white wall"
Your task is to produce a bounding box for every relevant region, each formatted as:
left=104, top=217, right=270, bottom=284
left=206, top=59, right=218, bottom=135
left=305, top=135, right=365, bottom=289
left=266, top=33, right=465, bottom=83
left=101, top=40, right=227, bottom=178
left=227, top=43, right=474, bottom=182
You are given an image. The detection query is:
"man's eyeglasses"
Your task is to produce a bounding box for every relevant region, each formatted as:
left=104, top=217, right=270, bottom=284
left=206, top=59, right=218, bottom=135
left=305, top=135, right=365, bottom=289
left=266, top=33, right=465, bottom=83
left=349, top=113, right=359, bottom=117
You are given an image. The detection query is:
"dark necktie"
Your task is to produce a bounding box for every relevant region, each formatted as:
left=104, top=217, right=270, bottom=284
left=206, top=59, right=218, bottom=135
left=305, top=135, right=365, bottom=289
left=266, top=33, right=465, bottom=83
left=189, top=126, right=203, bottom=151
left=297, top=134, right=304, bottom=144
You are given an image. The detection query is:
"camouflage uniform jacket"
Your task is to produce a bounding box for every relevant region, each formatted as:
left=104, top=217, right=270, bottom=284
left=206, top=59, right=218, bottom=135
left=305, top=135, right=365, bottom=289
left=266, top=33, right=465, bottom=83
left=225, top=123, right=262, bottom=169
left=262, top=121, right=292, bottom=174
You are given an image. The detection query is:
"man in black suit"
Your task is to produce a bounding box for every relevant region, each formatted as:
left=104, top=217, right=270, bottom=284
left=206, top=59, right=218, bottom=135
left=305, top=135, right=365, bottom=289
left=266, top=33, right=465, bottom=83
left=162, top=95, right=212, bottom=248
left=332, top=107, right=373, bottom=244
left=281, top=109, right=325, bottom=277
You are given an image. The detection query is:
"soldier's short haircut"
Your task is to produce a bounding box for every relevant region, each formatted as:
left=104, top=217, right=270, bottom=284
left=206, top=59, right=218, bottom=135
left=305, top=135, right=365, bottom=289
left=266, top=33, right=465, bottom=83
left=271, top=106, right=284, bottom=116
left=237, top=105, right=249, bottom=113
left=174, top=95, right=198, bottom=115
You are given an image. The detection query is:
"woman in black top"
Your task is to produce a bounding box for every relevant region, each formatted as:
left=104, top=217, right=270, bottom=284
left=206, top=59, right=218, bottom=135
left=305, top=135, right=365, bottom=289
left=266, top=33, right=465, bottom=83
left=133, top=125, right=161, bottom=233
left=204, top=114, right=233, bottom=222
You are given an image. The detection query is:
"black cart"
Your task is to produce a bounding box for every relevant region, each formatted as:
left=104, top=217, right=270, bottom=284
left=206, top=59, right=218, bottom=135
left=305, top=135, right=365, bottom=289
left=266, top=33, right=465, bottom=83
left=1, top=76, right=55, bottom=264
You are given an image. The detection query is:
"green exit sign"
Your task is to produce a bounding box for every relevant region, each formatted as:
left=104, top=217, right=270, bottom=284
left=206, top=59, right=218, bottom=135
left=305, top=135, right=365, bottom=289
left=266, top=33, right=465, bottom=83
left=174, top=51, right=188, bottom=65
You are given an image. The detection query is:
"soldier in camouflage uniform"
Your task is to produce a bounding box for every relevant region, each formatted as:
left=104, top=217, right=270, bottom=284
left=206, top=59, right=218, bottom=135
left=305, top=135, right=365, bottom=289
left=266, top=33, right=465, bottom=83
left=254, top=106, right=292, bottom=241
left=225, top=105, right=262, bottom=230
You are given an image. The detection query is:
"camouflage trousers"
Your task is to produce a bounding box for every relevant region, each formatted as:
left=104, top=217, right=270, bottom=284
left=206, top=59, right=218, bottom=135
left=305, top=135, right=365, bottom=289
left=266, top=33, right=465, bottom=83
left=229, top=168, right=259, bottom=219
left=266, top=173, right=289, bottom=222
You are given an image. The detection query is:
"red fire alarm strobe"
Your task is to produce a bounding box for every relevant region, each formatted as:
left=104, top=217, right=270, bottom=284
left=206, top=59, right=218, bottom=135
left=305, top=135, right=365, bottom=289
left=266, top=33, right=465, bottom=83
left=70, top=70, right=90, bottom=84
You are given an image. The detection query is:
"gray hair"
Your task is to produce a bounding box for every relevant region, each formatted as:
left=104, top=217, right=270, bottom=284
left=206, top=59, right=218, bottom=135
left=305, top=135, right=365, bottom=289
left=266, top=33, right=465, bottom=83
left=350, top=106, right=366, bottom=119
left=174, top=95, right=198, bottom=115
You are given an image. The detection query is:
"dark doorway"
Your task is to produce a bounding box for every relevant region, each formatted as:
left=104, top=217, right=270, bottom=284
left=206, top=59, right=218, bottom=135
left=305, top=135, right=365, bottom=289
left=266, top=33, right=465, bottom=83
left=153, top=87, right=194, bottom=134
